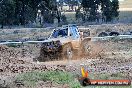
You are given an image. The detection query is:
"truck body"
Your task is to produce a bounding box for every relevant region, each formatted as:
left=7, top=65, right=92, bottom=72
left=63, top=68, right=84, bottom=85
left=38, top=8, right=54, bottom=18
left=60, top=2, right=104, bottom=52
left=37, top=24, right=91, bottom=62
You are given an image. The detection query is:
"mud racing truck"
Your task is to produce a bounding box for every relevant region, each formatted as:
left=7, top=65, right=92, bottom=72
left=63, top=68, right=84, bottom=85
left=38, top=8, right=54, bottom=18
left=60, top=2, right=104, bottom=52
left=37, top=24, right=92, bottom=62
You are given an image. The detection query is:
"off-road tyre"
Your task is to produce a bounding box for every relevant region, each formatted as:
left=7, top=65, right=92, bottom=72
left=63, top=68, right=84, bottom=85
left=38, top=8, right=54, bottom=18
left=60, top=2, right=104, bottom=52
left=62, top=44, right=74, bottom=60
left=36, top=47, right=49, bottom=62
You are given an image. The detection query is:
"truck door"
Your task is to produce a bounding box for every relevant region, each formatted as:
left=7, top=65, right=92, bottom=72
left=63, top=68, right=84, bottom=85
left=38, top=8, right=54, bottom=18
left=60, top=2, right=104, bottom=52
left=69, top=26, right=80, bottom=49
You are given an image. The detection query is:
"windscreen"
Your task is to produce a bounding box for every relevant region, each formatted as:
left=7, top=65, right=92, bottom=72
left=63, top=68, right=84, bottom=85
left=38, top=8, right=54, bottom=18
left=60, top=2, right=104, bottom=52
left=51, top=28, right=68, bottom=38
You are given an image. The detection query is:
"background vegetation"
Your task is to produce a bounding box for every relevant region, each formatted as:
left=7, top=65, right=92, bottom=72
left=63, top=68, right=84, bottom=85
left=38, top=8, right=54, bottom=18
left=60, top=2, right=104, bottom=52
left=0, top=0, right=120, bottom=28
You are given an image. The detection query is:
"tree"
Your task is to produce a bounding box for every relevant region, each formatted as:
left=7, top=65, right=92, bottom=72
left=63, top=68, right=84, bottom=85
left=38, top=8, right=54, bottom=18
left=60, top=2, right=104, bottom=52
left=101, top=0, right=113, bottom=22
left=111, top=0, right=119, bottom=18
left=0, top=0, right=15, bottom=28
left=57, top=0, right=64, bottom=11
left=81, top=0, right=99, bottom=21
left=101, top=0, right=119, bottom=22
left=39, top=0, right=61, bottom=24
left=80, top=0, right=119, bottom=22
left=13, top=0, right=41, bottom=25
left=0, top=0, right=62, bottom=27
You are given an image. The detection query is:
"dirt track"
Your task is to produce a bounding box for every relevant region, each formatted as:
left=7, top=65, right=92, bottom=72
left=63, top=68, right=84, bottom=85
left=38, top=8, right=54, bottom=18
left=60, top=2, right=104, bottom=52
left=0, top=25, right=132, bottom=87
left=0, top=39, right=132, bottom=76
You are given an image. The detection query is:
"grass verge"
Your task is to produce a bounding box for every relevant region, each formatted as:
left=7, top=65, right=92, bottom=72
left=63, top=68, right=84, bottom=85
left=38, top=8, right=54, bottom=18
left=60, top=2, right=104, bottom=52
left=16, top=71, right=81, bottom=88
left=16, top=71, right=131, bottom=88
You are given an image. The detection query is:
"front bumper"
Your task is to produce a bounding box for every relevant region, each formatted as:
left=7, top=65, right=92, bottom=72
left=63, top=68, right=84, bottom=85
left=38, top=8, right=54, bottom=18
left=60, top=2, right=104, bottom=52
left=41, top=41, right=62, bottom=52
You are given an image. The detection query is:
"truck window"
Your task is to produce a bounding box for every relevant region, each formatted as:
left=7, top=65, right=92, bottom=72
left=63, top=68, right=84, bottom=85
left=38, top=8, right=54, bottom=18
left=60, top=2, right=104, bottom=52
left=51, top=28, right=68, bottom=38
left=70, top=26, right=80, bottom=39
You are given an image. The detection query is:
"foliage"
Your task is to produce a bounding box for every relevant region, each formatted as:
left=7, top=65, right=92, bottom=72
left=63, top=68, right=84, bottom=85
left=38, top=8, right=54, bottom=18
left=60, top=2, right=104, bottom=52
left=0, top=0, right=120, bottom=27
left=16, top=70, right=131, bottom=88
left=16, top=71, right=81, bottom=88
left=80, top=0, right=119, bottom=22
left=60, top=14, right=68, bottom=25
left=76, top=10, right=82, bottom=19
left=0, top=0, right=15, bottom=28
left=0, top=0, right=61, bottom=27
left=111, top=0, right=119, bottom=18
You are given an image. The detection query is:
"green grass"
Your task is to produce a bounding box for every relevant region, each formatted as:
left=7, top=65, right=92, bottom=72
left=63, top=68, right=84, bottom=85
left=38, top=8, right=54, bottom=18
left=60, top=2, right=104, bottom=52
left=16, top=71, right=131, bottom=88
left=16, top=71, right=81, bottom=88
left=88, top=72, right=125, bottom=81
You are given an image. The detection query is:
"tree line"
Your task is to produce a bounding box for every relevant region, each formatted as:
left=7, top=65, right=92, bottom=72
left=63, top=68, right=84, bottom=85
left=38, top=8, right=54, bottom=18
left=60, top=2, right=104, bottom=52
left=0, top=0, right=60, bottom=28
left=77, top=0, right=119, bottom=22
left=0, top=0, right=119, bottom=28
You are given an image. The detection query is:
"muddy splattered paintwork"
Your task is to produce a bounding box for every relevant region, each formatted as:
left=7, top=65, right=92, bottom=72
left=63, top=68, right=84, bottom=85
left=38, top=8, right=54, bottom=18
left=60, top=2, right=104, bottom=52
left=37, top=24, right=91, bottom=61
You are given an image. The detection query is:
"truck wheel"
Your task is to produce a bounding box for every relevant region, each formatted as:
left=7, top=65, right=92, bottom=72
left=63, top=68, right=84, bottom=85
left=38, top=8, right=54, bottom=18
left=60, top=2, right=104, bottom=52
left=81, top=41, right=91, bottom=56
left=37, top=47, right=49, bottom=62
left=62, top=44, right=73, bottom=60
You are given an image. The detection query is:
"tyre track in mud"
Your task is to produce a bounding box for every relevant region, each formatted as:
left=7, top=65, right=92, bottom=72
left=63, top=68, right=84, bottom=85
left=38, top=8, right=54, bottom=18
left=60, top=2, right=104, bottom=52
left=0, top=40, right=132, bottom=76
left=0, top=40, right=132, bottom=88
